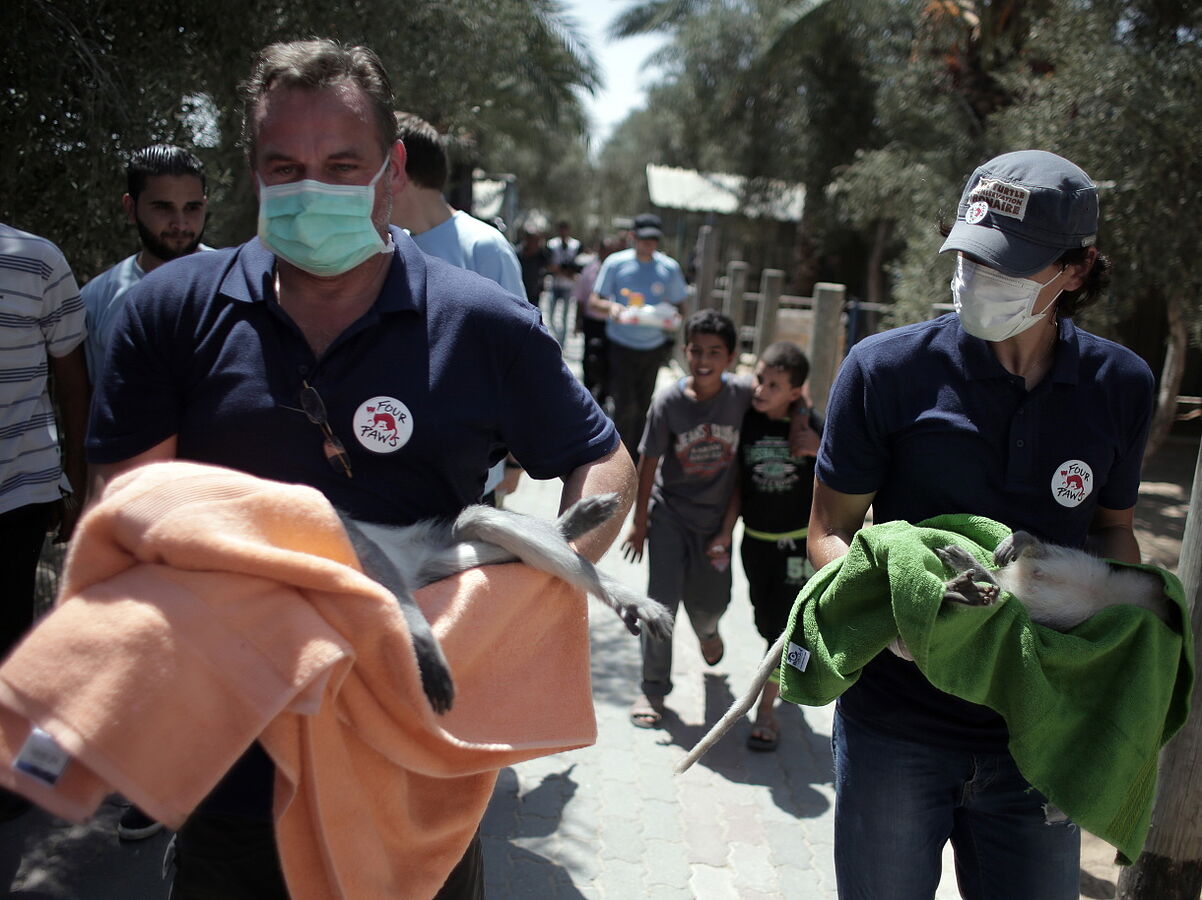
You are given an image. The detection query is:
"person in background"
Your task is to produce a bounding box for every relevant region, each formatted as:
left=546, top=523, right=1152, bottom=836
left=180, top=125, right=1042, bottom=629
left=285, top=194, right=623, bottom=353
left=516, top=226, right=550, bottom=311
left=572, top=236, right=621, bottom=403
left=0, top=223, right=89, bottom=820
left=545, top=219, right=581, bottom=346
left=623, top=310, right=746, bottom=729
left=809, top=150, right=1152, bottom=898
left=82, top=144, right=209, bottom=383
left=389, top=112, right=523, bottom=300
left=588, top=213, right=687, bottom=461
left=724, top=341, right=821, bottom=753
left=390, top=112, right=526, bottom=504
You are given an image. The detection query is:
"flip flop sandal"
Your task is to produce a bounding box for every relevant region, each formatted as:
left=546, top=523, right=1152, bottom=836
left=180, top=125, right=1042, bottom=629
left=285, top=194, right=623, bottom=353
left=630, top=696, right=665, bottom=729
left=747, top=723, right=779, bottom=752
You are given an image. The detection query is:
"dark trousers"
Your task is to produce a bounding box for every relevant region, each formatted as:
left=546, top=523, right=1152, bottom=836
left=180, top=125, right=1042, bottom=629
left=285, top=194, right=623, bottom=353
left=607, top=341, right=668, bottom=458
left=581, top=317, right=609, bottom=402
left=171, top=813, right=485, bottom=899
left=0, top=501, right=55, bottom=657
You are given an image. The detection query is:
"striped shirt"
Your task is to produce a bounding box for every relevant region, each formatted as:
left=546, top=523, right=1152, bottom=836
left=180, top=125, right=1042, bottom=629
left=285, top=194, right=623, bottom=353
left=0, top=223, right=86, bottom=515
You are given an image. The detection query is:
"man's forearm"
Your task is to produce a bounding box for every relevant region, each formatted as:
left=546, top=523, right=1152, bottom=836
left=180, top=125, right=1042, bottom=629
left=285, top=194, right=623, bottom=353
left=1086, top=524, right=1142, bottom=565
left=560, top=443, right=636, bottom=562
left=587, top=292, right=615, bottom=318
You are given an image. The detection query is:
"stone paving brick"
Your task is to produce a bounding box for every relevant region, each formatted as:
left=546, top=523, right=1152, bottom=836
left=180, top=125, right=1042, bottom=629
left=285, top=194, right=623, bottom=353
left=682, top=814, right=731, bottom=868
left=721, top=801, right=767, bottom=846
left=688, top=862, right=741, bottom=899
left=594, top=859, right=644, bottom=898
left=552, top=833, right=603, bottom=882
left=638, top=798, right=684, bottom=843
left=596, top=817, right=647, bottom=864
left=642, top=836, right=693, bottom=890
left=728, top=840, right=778, bottom=893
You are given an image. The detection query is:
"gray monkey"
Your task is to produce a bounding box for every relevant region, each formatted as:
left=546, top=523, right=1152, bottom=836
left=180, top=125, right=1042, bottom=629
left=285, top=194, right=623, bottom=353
left=677, top=531, right=1168, bottom=772
left=338, top=492, right=673, bottom=715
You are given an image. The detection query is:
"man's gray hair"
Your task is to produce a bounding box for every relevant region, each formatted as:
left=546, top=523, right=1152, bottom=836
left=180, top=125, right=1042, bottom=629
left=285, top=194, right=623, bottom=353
left=241, top=38, right=398, bottom=161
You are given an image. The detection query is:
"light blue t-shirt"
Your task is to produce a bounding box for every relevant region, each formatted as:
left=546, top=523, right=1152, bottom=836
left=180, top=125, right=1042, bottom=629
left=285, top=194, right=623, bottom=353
left=595, top=248, right=688, bottom=350
left=81, top=254, right=143, bottom=381
left=410, top=211, right=524, bottom=300
left=82, top=246, right=214, bottom=380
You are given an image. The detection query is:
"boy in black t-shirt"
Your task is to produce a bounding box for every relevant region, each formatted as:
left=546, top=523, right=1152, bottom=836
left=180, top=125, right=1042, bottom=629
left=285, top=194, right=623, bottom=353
left=730, top=341, right=822, bottom=751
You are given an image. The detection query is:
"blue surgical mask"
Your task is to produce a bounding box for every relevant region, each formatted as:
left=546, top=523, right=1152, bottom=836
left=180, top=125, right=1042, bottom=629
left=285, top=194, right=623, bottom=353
left=952, top=256, right=1064, bottom=342
left=257, top=157, right=392, bottom=277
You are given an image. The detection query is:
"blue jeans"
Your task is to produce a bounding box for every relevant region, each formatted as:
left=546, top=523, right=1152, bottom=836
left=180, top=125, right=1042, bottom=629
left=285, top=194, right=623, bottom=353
left=831, top=710, right=1080, bottom=900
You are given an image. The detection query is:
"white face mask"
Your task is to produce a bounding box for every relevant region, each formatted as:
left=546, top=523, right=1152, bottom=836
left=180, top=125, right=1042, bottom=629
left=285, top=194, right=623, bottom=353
left=951, top=256, right=1064, bottom=342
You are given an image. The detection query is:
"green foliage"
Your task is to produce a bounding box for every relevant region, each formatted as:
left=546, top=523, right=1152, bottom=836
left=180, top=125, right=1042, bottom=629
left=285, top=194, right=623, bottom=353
left=606, top=0, right=1202, bottom=350
left=990, top=2, right=1202, bottom=341
left=1, top=0, right=597, bottom=279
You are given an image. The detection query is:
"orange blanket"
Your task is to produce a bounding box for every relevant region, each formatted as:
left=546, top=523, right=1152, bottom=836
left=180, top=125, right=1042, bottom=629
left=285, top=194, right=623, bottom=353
left=0, top=461, right=597, bottom=899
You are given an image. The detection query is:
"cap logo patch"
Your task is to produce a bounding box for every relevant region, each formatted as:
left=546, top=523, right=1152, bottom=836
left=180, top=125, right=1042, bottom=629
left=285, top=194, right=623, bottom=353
left=354, top=396, right=413, bottom=454
left=1051, top=459, right=1093, bottom=508
left=969, top=178, right=1031, bottom=221
left=965, top=201, right=989, bottom=224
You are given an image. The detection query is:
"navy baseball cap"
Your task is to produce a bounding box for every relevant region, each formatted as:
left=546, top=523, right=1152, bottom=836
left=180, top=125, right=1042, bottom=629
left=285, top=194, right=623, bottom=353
left=633, top=213, right=664, bottom=240
left=939, top=150, right=1098, bottom=277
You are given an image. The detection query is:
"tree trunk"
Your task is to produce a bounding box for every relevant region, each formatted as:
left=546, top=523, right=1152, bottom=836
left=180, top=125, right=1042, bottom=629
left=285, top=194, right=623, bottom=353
left=866, top=218, right=892, bottom=305
left=1144, top=292, right=1188, bottom=461
left=1116, top=439, right=1202, bottom=900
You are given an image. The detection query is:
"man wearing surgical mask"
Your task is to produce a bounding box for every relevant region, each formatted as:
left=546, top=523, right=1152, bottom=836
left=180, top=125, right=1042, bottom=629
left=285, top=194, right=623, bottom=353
left=808, top=150, right=1153, bottom=898
left=85, top=38, right=633, bottom=899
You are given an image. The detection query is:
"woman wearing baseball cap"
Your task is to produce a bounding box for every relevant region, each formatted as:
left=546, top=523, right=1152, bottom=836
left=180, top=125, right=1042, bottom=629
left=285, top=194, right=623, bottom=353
left=808, top=150, right=1154, bottom=898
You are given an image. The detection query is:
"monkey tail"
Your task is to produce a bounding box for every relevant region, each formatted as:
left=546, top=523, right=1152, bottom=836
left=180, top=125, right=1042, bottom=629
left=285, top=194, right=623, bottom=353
left=675, top=629, right=789, bottom=774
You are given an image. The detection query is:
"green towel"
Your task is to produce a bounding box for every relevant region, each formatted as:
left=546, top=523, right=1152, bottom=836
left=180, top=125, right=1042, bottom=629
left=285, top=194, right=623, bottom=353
left=778, top=514, right=1194, bottom=864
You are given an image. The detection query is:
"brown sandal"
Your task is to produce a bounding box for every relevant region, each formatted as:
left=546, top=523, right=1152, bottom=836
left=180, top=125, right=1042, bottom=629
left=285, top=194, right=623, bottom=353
left=699, top=634, right=725, bottom=666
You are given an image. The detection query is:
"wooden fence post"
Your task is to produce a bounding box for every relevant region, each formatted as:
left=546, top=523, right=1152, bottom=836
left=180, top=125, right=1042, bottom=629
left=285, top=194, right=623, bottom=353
left=724, top=260, right=748, bottom=324
left=809, top=282, right=845, bottom=416
left=695, top=225, right=718, bottom=311
left=756, top=268, right=784, bottom=359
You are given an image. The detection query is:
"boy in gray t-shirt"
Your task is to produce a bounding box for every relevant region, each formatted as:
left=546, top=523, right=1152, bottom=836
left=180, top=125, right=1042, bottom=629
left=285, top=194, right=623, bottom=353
left=623, top=310, right=752, bottom=727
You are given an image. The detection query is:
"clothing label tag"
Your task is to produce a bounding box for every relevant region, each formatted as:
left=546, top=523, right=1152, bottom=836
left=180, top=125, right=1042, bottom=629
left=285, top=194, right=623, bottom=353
left=786, top=642, right=811, bottom=672
left=14, top=727, right=69, bottom=786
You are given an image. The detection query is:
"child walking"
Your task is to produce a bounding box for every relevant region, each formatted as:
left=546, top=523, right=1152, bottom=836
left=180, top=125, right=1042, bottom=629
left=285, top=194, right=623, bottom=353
left=623, top=310, right=750, bottom=728
left=731, top=341, right=821, bottom=751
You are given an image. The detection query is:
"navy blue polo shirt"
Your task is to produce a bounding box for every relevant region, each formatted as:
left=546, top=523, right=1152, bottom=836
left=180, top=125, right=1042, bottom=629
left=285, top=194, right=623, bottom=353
left=88, top=227, right=617, bottom=520
left=87, top=228, right=619, bottom=816
left=817, top=312, right=1153, bottom=751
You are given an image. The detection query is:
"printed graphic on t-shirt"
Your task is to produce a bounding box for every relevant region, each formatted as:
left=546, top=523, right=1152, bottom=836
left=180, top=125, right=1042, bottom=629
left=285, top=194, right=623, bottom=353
left=784, top=556, right=810, bottom=586
left=674, top=423, right=738, bottom=477
left=746, top=436, right=801, bottom=494
left=354, top=396, right=414, bottom=454
left=1051, top=459, right=1093, bottom=508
